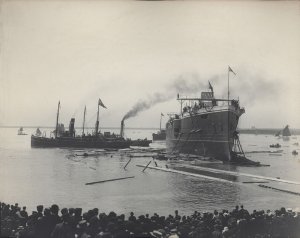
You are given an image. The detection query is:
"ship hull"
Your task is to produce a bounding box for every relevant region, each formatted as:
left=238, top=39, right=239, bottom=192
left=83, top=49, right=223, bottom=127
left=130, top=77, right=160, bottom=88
left=166, top=108, right=241, bottom=161
left=31, top=135, right=130, bottom=149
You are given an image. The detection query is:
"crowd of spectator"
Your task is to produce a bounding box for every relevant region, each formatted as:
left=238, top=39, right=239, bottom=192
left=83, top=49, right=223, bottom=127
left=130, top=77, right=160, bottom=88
left=1, top=202, right=299, bottom=238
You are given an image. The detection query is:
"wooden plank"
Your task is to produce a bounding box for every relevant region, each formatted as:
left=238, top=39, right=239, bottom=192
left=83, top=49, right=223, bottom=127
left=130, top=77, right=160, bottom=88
left=258, top=184, right=300, bottom=196
left=85, top=176, right=134, bottom=185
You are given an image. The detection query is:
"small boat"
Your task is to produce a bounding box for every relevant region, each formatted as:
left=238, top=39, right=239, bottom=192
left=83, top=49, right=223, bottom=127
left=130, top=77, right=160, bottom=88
left=130, top=138, right=152, bottom=147
left=17, top=127, right=27, bottom=135
left=270, top=143, right=281, bottom=148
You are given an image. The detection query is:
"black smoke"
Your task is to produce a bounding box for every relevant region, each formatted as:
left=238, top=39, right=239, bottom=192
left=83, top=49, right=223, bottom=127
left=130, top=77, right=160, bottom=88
left=122, top=70, right=281, bottom=121
left=122, top=73, right=210, bottom=121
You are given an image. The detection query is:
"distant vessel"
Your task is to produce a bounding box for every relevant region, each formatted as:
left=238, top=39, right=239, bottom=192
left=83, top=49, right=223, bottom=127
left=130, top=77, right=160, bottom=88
left=35, top=128, right=42, bottom=137
left=119, top=120, right=152, bottom=147
left=275, top=125, right=291, bottom=138
left=166, top=68, right=246, bottom=161
left=282, top=125, right=291, bottom=137
left=31, top=100, right=130, bottom=149
left=152, top=113, right=166, bottom=141
left=17, top=127, right=27, bottom=135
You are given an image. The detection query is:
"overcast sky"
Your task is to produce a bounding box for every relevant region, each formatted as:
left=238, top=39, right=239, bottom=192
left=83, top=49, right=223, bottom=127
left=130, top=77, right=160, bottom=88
left=0, top=1, right=300, bottom=129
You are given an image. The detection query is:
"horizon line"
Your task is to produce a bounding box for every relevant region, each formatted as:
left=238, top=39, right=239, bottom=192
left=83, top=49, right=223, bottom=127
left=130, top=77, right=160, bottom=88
left=1, top=125, right=300, bottom=131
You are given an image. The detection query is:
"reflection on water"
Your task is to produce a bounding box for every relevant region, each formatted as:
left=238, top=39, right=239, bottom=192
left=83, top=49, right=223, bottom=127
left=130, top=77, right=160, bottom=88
left=0, top=128, right=300, bottom=216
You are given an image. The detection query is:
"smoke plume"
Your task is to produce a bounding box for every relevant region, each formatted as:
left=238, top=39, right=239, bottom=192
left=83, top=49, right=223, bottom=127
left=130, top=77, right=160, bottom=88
left=122, top=70, right=281, bottom=121
left=122, top=73, right=209, bottom=121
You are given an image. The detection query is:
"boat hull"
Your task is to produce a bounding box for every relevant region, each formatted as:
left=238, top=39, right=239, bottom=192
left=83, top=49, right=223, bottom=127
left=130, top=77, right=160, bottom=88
left=152, top=132, right=166, bottom=141
left=31, top=135, right=130, bottom=149
left=166, top=109, right=241, bottom=161
left=130, top=139, right=152, bottom=147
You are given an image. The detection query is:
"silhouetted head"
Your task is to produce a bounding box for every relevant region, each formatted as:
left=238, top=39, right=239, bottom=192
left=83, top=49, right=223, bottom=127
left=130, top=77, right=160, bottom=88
left=69, top=208, right=75, bottom=215
left=93, top=208, right=99, bottom=216
left=61, top=208, right=68, bottom=216
left=75, top=208, right=82, bottom=217
left=37, top=205, right=43, bottom=213
left=50, top=204, right=59, bottom=215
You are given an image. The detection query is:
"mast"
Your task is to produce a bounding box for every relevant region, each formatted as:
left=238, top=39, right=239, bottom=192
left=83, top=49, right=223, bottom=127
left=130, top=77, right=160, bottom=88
left=95, top=100, right=100, bottom=136
left=227, top=66, right=236, bottom=161
left=55, top=101, right=60, bottom=138
left=82, top=106, right=86, bottom=136
left=228, top=67, right=230, bottom=106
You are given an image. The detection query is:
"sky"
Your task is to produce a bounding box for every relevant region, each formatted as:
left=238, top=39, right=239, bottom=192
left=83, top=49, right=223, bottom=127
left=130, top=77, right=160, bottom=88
left=0, top=0, right=300, bottom=129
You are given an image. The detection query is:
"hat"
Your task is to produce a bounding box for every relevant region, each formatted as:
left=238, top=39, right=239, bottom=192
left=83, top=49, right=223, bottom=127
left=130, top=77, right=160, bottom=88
left=77, top=220, right=88, bottom=229
left=150, top=230, right=163, bottom=238
left=222, top=227, right=229, bottom=233
left=168, top=235, right=179, bottom=238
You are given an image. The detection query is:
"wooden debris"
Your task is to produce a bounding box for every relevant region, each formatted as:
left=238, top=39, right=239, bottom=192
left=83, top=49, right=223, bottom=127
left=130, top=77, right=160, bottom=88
left=85, top=176, right=134, bottom=185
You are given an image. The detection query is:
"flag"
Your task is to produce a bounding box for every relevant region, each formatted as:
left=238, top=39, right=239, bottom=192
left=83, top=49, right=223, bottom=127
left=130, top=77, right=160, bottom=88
left=161, top=113, right=164, bottom=116
left=228, top=66, right=236, bottom=75
left=98, top=98, right=107, bottom=109
left=208, top=81, right=213, bottom=92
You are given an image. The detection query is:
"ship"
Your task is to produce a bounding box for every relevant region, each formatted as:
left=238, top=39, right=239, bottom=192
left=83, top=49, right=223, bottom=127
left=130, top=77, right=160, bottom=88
left=31, top=100, right=130, bottom=149
left=282, top=125, right=291, bottom=137
left=275, top=125, right=291, bottom=138
left=152, top=113, right=166, bottom=141
left=17, top=127, right=27, bottom=135
left=119, top=120, right=152, bottom=147
left=166, top=69, right=246, bottom=161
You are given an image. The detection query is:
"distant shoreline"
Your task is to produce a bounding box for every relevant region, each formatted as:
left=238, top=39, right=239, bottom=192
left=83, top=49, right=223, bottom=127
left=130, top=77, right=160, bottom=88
left=1, top=126, right=300, bottom=135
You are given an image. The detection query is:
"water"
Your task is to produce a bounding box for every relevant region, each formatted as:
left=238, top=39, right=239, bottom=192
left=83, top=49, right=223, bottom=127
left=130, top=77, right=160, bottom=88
left=1, top=127, right=300, bottom=216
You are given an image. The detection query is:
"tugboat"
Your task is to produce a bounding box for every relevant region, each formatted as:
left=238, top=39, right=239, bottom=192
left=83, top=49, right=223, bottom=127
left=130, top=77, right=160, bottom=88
left=152, top=113, right=166, bottom=141
left=17, top=127, right=27, bottom=135
left=166, top=67, right=247, bottom=162
left=119, top=120, right=152, bottom=147
left=31, top=100, right=130, bottom=149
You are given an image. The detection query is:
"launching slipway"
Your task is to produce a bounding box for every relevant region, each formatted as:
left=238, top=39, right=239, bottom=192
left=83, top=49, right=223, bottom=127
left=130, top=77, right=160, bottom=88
left=137, top=164, right=300, bottom=186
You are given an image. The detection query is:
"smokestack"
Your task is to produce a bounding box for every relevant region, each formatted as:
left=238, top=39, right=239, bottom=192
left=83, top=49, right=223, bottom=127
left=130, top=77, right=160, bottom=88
left=69, top=118, right=75, bottom=137
left=120, top=119, right=125, bottom=138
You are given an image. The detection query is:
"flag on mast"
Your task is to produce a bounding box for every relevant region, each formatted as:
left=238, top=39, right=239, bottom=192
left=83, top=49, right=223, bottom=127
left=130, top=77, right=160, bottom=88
left=98, top=98, right=107, bottom=109
left=228, top=66, right=236, bottom=75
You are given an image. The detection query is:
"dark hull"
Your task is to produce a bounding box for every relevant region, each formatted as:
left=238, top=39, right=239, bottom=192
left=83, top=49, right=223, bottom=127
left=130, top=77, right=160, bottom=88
left=152, top=132, right=166, bottom=141
left=31, top=135, right=130, bottom=149
left=130, top=139, right=152, bottom=147
left=166, top=109, right=240, bottom=161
